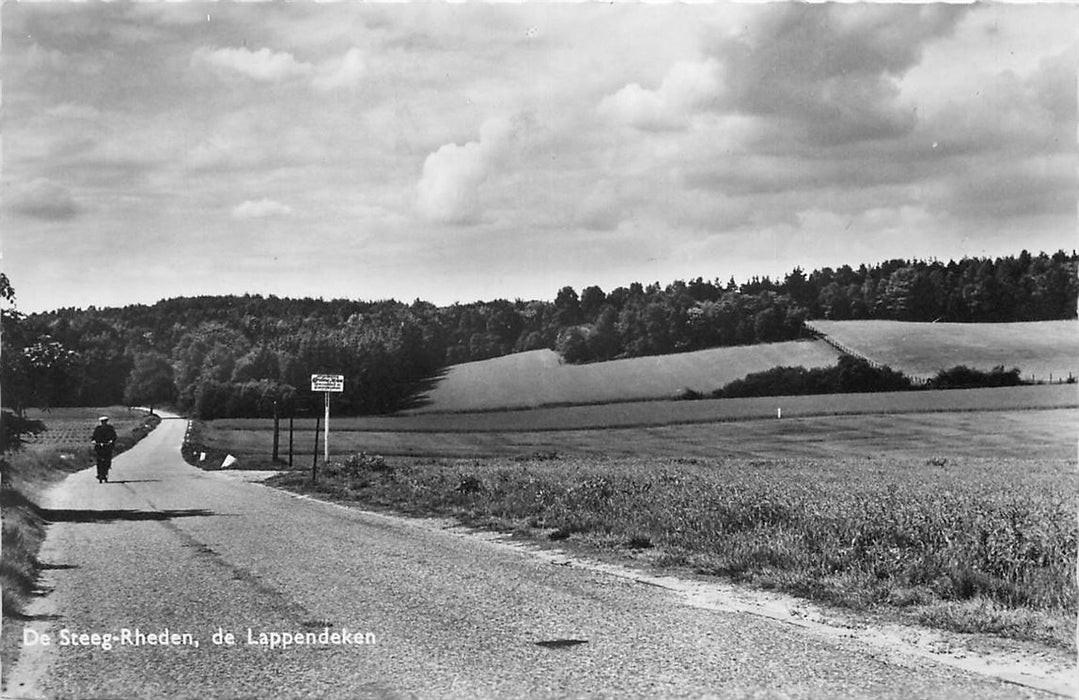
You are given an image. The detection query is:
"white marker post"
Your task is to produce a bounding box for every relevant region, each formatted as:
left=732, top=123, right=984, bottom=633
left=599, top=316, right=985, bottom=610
left=310, top=374, right=345, bottom=468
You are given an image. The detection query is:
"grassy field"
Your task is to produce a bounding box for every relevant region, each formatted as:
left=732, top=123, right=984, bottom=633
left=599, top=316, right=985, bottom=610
left=411, top=342, right=839, bottom=412
left=809, top=319, right=1077, bottom=381
left=190, top=383, right=1078, bottom=648
left=199, top=408, right=1078, bottom=463
left=410, top=320, right=1076, bottom=412
left=197, top=385, right=1077, bottom=463
left=269, top=453, right=1077, bottom=650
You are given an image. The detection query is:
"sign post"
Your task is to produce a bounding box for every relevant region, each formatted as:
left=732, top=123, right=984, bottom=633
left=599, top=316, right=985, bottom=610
left=310, top=374, right=344, bottom=472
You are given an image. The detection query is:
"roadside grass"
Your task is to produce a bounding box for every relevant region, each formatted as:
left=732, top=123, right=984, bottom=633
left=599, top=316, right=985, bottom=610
left=1, top=448, right=87, bottom=618
left=267, top=454, right=1077, bottom=650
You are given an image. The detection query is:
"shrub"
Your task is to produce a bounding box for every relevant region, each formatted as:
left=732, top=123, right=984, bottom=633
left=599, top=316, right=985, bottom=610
left=329, top=452, right=392, bottom=479
left=929, top=365, right=1024, bottom=390
left=0, top=411, right=46, bottom=452
left=713, top=356, right=913, bottom=398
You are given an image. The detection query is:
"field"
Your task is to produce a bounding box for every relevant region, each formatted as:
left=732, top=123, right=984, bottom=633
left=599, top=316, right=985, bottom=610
left=269, top=451, right=1077, bottom=650
left=809, top=319, right=1078, bottom=381
left=184, top=320, right=1079, bottom=652
left=199, top=385, right=1078, bottom=462
left=189, top=380, right=1078, bottom=648
left=410, top=342, right=839, bottom=412
left=17, top=406, right=153, bottom=450
left=409, top=320, right=1077, bottom=412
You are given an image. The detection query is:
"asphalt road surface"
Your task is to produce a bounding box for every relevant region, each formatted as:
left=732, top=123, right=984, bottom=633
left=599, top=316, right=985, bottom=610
left=4, top=416, right=1054, bottom=699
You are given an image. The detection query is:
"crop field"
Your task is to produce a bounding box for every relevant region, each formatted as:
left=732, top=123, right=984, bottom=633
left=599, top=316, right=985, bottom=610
left=195, top=385, right=1078, bottom=464
left=205, top=408, right=1076, bottom=462
left=194, top=382, right=1078, bottom=648
left=17, top=406, right=153, bottom=450
left=270, top=451, right=1077, bottom=649
left=410, top=342, right=839, bottom=413
left=809, top=319, right=1077, bottom=381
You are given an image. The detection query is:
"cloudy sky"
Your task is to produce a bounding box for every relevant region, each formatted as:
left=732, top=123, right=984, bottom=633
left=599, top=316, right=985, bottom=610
left=2, top=3, right=1076, bottom=313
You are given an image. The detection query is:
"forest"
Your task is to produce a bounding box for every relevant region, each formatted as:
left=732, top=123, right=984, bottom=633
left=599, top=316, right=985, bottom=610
left=2, top=250, right=1075, bottom=419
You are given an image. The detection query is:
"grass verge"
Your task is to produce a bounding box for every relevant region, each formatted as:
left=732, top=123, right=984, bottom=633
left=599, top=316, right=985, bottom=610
left=1, top=410, right=160, bottom=686
left=266, top=453, right=1077, bottom=651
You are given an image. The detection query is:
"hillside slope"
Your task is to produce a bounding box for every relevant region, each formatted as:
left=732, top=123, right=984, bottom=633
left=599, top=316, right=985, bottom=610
left=410, top=341, right=839, bottom=413
left=809, top=320, right=1077, bottom=381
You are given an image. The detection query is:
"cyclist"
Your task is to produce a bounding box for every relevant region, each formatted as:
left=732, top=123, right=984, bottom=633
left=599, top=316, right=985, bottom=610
left=91, top=416, right=117, bottom=483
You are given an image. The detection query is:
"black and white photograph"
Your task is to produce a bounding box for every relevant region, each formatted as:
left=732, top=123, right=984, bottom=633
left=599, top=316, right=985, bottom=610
left=1, top=2, right=1076, bottom=698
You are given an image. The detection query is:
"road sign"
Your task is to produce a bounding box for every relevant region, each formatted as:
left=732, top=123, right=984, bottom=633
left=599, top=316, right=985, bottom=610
left=310, top=374, right=344, bottom=479
left=311, top=374, right=345, bottom=392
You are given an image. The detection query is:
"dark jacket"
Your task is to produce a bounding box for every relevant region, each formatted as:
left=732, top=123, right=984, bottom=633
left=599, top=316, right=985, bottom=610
left=92, top=424, right=117, bottom=445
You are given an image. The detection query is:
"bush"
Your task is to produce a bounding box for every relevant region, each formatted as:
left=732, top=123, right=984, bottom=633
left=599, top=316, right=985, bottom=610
left=713, top=356, right=913, bottom=399
left=0, top=411, right=46, bottom=453
left=929, top=365, right=1024, bottom=390
left=329, top=452, right=392, bottom=479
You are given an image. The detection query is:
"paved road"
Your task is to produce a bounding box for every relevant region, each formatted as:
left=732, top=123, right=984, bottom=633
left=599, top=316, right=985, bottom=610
left=4, top=416, right=1052, bottom=699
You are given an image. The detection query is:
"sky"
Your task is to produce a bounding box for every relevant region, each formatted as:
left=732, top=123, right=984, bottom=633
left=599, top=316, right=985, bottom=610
left=2, top=2, right=1077, bottom=313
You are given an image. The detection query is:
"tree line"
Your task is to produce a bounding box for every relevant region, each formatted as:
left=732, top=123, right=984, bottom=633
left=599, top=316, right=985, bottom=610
left=1, top=249, right=1075, bottom=419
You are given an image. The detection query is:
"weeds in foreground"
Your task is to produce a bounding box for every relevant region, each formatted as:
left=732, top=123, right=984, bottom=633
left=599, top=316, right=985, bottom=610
left=270, top=454, right=1077, bottom=649
left=1, top=448, right=88, bottom=618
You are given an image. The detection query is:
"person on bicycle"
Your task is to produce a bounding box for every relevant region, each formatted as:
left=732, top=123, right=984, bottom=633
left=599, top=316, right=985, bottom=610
left=91, top=416, right=117, bottom=483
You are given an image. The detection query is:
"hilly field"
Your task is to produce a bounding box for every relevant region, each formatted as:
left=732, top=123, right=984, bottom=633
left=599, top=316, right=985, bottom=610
left=411, top=320, right=1077, bottom=413
left=809, top=319, right=1077, bottom=381
left=409, top=341, right=839, bottom=413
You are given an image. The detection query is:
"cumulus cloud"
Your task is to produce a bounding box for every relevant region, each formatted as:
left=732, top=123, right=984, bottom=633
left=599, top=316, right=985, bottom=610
left=599, top=59, right=721, bottom=131
left=6, top=178, right=80, bottom=221
left=711, top=4, right=966, bottom=145
left=415, top=116, right=516, bottom=225
left=312, top=48, right=365, bottom=91
left=185, top=110, right=325, bottom=172
left=926, top=44, right=1077, bottom=160
left=44, top=102, right=102, bottom=120
left=937, top=154, right=1076, bottom=222
left=192, top=46, right=313, bottom=82
left=192, top=45, right=365, bottom=91
left=231, top=198, right=294, bottom=219
left=22, top=43, right=67, bottom=72
left=575, top=180, right=623, bottom=231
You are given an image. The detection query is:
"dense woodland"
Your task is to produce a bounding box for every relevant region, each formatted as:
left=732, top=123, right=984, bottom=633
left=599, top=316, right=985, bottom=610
left=2, top=250, right=1075, bottom=419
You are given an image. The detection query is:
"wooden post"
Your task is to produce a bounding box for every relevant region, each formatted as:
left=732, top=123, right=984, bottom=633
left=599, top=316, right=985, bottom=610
left=288, top=415, right=294, bottom=467
left=312, top=414, right=321, bottom=483
left=323, top=391, right=330, bottom=463
left=272, top=400, right=280, bottom=463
